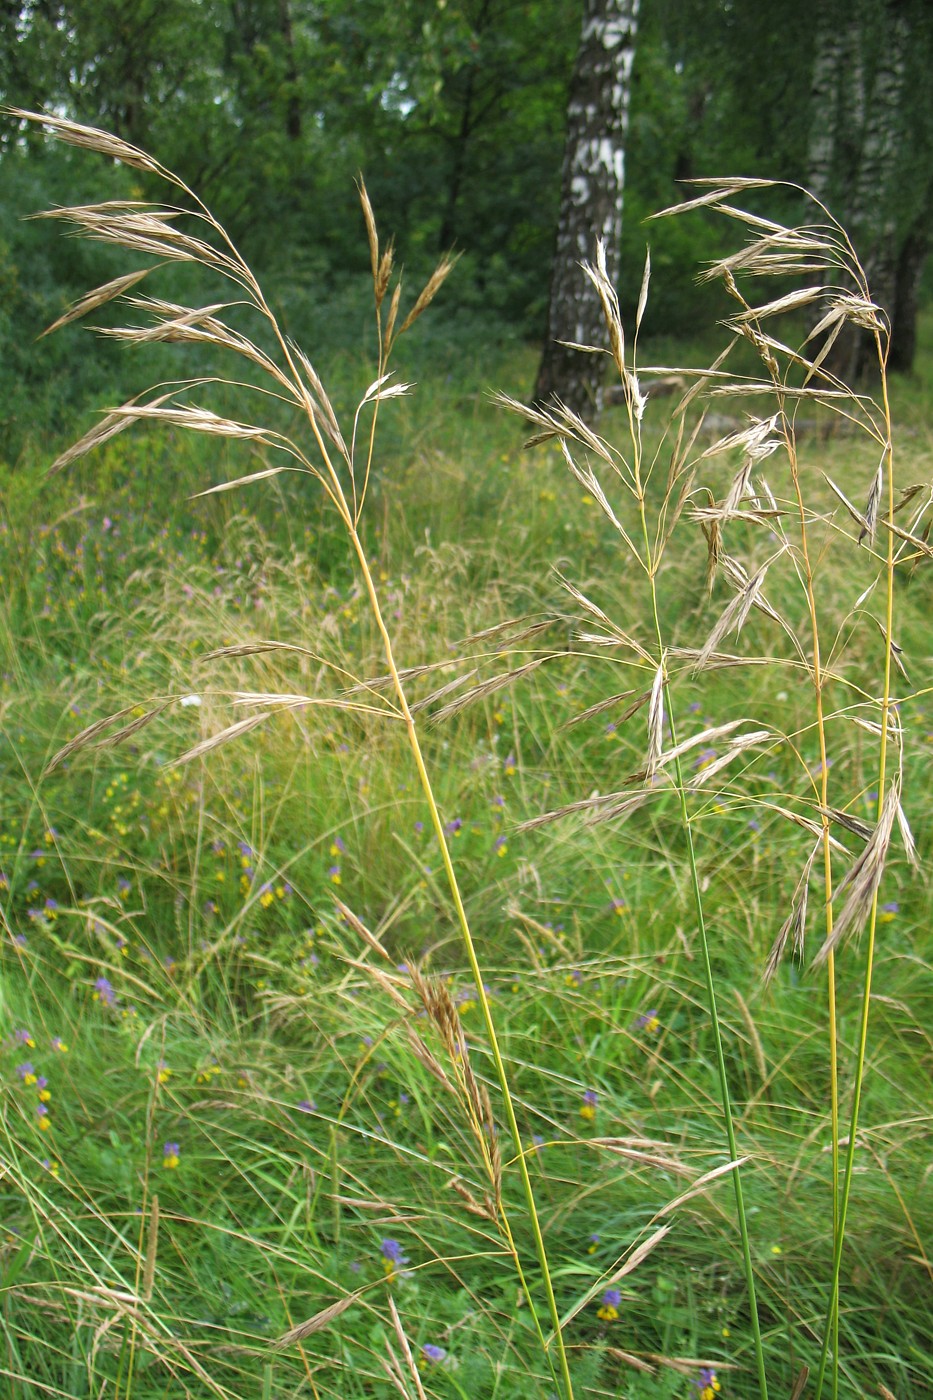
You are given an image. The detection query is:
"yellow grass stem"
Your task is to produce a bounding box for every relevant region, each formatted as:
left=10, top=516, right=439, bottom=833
left=772, top=390, right=841, bottom=1399
left=347, top=524, right=576, bottom=1400
left=339, top=257, right=573, bottom=1396
left=724, top=268, right=843, bottom=1394
left=813, top=331, right=897, bottom=1400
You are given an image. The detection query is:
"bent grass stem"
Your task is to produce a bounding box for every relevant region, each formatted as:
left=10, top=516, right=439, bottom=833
left=348, top=525, right=576, bottom=1400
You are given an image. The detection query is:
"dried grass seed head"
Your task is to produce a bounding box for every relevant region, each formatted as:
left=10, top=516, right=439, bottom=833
left=357, top=177, right=380, bottom=282
left=8, top=107, right=167, bottom=176
left=811, top=784, right=900, bottom=968
left=398, top=252, right=460, bottom=334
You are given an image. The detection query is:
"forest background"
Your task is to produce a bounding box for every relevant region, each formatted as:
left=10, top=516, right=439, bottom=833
left=3, top=0, right=933, bottom=448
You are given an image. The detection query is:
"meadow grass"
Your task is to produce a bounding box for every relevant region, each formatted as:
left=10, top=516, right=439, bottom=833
left=1, top=118, right=932, bottom=1400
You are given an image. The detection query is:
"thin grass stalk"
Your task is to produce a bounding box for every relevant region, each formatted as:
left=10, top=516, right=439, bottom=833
left=349, top=246, right=572, bottom=1396
left=356, top=277, right=385, bottom=527
left=812, top=330, right=896, bottom=1400
left=738, top=282, right=841, bottom=1390
left=614, top=350, right=769, bottom=1394
left=635, top=501, right=770, bottom=1400
left=122, top=1076, right=161, bottom=1399
left=122, top=1203, right=146, bottom=1399
left=346, top=526, right=575, bottom=1400
left=673, top=760, right=768, bottom=1400
left=785, top=442, right=842, bottom=1400
left=575, top=259, right=769, bottom=1396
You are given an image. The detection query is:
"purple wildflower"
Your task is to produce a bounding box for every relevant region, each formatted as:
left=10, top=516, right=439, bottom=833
left=93, top=977, right=116, bottom=1006
left=597, top=1287, right=621, bottom=1320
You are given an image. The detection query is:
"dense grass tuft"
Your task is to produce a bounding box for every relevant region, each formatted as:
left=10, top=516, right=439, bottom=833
left=1, top=120, right=932, bottom=1400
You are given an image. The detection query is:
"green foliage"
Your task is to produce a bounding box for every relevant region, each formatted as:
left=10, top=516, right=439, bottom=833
left=3, top=0, right=933, bottom=431
left=2, top=22, right=933, bottom=1395
left=1, top=308, right=932, bottom=1394
left=0, top=145, right=133, bottom=451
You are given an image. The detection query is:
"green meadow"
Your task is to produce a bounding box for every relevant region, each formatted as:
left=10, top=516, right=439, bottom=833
left=2, top=168, right=932, bottom=1400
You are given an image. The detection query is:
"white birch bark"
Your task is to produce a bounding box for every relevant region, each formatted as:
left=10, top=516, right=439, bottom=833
left=807, top=1, right=913, bottom=376
left=534, top=0, right=639, bottom=419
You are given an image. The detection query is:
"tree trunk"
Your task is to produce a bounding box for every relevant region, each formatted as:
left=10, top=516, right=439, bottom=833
left=807, top=0, right=912, bottom=379
left=438, top=0, right=492, bottom=252
left=847, top=5, right=907, bottom=376
left=534, top=0, right=639, bottom=421
left=807, top=13, right=857, bottom=209
left=278, top=0, right=302, bottom=141
left=888, top=218, right=929, bottom=372
left=438, top=61, right=477, bottom=252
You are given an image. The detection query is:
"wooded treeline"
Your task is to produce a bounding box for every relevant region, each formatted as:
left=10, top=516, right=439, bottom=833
left=2, top=0, right=931, bottom=441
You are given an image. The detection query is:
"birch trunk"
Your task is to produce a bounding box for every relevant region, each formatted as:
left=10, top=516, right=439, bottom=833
left=807, top=1, right=913, bottom=378
left=889, top=217, right=929, bottom=372
left=534, top=0, right=638, bottom=420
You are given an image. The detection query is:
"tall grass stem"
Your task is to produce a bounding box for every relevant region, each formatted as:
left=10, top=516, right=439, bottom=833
left=636, top=494, right=770, bottom=1400
left=348, top=526, right=576, bottom=1400
left=813, top=331, right=897, bottom=1400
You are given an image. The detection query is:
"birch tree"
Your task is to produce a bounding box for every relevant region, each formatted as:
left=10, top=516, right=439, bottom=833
left=534, top=0, right=639, bottom=419
left=808, top=0, right=932, bottom=376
